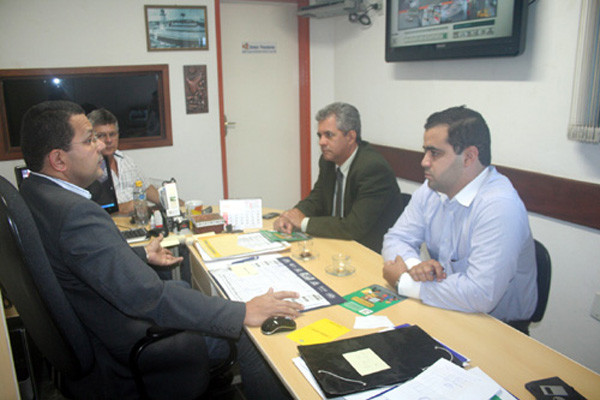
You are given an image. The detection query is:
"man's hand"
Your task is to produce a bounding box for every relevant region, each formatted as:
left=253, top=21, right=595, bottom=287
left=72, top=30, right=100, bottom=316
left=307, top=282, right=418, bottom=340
left=244, top=288, right=304, bottom=327
left=408, top=260, right=446, bottom=282
left=273, top=208, right=306, bottom=233
left=144, top=234, right=184, bottom=267
left=273, top=214, right=294, bottom=234
left=383, top=255, right=409, bottom=288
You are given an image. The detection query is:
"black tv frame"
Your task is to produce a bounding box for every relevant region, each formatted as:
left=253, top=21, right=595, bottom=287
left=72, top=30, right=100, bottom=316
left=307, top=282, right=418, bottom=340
left=385, top=0, right=529, bottom=62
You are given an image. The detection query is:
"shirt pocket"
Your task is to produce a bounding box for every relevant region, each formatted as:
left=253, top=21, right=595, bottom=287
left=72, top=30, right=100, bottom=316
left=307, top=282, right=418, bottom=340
left=449, top=257, right=469, bottom=273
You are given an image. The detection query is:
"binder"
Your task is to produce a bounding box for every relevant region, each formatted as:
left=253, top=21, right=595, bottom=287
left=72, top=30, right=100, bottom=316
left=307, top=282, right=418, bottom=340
left=297, top=325, right=463, bottom=398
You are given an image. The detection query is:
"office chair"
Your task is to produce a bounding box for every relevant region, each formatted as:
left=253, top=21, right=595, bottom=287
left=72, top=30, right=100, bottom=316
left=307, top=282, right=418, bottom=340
left=0, top=176, right=235, bottom=399
left=531, top=239, right=552, bottom=324
left=401, top=193, right=412, bottom=209
left=509, top=239, right=552, bottom=335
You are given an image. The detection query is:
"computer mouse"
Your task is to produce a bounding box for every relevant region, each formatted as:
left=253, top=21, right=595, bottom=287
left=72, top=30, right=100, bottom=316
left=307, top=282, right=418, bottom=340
left=261, top=316, right=297, bottom=335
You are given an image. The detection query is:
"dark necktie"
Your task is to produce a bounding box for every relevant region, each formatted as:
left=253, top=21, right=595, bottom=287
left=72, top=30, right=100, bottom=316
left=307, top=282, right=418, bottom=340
left=335, top=168, right=343, bottom=217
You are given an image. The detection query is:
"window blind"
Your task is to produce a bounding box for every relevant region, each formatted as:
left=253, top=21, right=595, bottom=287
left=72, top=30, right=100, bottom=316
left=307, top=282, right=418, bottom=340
left=568, top=0, right=600, bottom=143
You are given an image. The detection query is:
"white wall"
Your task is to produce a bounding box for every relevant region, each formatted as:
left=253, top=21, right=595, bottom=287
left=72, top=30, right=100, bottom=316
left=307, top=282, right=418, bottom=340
left=0, top=0, right=224, bottom=204
left=310, top=2, right=600, bottom=373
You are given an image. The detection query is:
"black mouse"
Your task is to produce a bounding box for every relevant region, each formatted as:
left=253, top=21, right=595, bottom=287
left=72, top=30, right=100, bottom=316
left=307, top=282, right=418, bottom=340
left=261, top=316, right=297, bottom=335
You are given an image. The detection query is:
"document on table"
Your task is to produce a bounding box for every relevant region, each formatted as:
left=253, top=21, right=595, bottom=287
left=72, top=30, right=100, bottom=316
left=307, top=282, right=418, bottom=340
left=293, top=357, right=516, bottom=400
left=366, top=358, right=516, bottom=400
left=208, top=255, right=345, bottom=311
left=195, top=232, right=290, bottom=262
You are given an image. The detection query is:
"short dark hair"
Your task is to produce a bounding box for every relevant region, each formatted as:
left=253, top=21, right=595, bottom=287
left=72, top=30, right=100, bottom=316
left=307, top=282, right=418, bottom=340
left=315, top=102, right=362, bottom=143
left=20, top=100, right=85, bottom=172
left=87, top=108, right=119, bottom=131
left=424, top=106, right=491, bottom=166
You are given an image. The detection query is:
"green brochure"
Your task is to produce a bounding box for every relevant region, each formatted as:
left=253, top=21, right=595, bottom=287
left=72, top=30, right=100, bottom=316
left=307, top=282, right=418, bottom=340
left=260, top=230, right=311, bottom=242
left=342, top=284, right=406, bottom=316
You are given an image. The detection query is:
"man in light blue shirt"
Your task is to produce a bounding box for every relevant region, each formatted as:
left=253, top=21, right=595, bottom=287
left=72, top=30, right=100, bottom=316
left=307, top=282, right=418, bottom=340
left=382, top=106, right=537, bottom=330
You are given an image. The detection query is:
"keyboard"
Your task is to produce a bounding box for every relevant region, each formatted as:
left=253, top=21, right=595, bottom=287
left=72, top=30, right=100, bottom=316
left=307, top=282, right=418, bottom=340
left=122, top=227, right=148, bottom=244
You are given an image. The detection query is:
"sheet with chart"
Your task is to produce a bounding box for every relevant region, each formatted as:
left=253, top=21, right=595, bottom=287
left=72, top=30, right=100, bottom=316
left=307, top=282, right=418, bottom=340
left=208, top=254, right=345, bottom=311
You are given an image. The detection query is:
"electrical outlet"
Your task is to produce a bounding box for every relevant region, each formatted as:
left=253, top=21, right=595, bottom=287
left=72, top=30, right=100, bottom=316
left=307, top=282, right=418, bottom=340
left=591, top=293, right=600, bottom=322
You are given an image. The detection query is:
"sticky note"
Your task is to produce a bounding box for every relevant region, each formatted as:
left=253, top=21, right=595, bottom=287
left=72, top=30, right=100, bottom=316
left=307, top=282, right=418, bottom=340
left=286, top=319, right=349, bottom=345
left=342, top=348, right=390, bottom=376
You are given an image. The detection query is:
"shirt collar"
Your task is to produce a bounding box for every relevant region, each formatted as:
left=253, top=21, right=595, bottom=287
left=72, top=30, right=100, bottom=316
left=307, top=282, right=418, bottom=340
left=31, top=172, right=92, bottom=199
left=438, top=166, right=492, bottom=207
left=338, top=146, right=358, bottom=175
left=113, top=150, right=124, bottom=159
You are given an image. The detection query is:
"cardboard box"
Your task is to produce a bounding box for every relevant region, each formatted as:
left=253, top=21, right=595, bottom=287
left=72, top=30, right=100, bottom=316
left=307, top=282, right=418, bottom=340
left=191, top=213, right=225, bottom=234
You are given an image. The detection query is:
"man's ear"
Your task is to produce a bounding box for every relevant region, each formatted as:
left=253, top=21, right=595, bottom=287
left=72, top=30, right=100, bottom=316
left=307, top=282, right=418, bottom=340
left=47, top=149, right=68, bottom=172
left=463, top=145, right=479, bottom=166
left=346, top=130, right=357, bottom=145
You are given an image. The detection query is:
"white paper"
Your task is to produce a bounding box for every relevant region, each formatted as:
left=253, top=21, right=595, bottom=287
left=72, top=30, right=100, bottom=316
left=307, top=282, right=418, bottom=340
left=209, top=255, right=333, bottom=310
left=376, top=358, right=500, bottom=400
left=354, top=316, right=395, bottom=330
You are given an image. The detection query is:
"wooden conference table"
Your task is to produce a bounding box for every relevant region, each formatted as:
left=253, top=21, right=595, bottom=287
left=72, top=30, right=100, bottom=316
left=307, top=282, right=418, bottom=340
left=188, top=215, right=600, bottom=400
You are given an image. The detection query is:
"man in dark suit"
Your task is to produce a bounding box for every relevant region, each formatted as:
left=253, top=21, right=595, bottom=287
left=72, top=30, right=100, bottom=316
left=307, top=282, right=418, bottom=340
left=274, top=102, right=404, bottom=252
left=19, top=100, right=302, bottom=399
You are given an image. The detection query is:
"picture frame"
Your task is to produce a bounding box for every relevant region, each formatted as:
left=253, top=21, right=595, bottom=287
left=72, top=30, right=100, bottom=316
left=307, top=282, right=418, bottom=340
left=144, top=5, right=208, bottom=51
left=184, top=65, right=209, bottom=114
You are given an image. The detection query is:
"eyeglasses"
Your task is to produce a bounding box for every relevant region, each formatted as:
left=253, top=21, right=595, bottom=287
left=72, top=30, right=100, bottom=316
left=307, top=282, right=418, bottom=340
left=95, top=131, right=118, bottom=140
left=71, top=134, right=99, bottom=146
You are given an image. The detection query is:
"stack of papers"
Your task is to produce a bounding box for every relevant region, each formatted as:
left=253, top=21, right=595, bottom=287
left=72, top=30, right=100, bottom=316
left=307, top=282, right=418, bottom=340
left=293, top=357, right=516, bottom=400
left=206, top=255, right=345, bottom=311
left=195, top=232, right=290, bottom=262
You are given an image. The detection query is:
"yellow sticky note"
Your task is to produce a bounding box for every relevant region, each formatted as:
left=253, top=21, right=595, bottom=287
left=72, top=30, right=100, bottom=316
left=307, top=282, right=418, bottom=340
left=286, top=319, right=349, bottom=345
left=342, top=348, right=390, bottom=376
left=230, top=263, right=258, bottom=277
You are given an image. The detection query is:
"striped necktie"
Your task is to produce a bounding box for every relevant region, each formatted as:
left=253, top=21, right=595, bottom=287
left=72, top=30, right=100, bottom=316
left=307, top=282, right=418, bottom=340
left=335, top=168, right=343, bottom=217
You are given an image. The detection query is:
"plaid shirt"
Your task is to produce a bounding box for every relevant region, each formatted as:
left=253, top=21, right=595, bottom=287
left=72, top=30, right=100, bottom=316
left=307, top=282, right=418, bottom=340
left=102, top=150, right=149, bottom=203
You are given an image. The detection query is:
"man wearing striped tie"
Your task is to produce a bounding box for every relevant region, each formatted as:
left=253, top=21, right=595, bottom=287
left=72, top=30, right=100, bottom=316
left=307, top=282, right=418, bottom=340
left=273, top=102, right=404, bottom=252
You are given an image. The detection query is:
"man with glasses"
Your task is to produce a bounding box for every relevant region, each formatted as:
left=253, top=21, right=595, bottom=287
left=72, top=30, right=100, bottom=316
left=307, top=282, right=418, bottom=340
left=87, top=108, right=162, bottom=214
left=273, top=102, right=404, bottom=252
left=19, top=100, right=301, bottom=399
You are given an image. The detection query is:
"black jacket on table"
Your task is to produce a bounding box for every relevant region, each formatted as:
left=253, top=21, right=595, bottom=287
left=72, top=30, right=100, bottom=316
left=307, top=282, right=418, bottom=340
left=20, top=174, right=246, bottom=398
left=295, top=142, right=404, bottom=252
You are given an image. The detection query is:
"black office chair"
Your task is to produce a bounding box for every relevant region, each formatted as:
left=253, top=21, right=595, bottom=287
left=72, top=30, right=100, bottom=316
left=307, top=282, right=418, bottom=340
left=0, top=176, right=234, bottom=399
left=509, top=239, right=552, bottom=335
left=531, top=239, right=552, bottom=324
left=401, top=193, right=412, bottom=209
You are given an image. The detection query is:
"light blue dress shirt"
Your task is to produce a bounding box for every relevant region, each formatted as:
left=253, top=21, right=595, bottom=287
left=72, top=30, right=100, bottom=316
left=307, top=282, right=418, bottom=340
left=382, top=166, right=537, bottom=322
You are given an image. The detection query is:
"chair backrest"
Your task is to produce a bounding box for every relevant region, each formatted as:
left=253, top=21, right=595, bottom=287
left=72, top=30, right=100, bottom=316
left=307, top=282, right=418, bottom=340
left=0, top=175, right=94, bottom=378
left=531, top=239, right=552, bottom=323
left=401, top=193, right=412, bottom=209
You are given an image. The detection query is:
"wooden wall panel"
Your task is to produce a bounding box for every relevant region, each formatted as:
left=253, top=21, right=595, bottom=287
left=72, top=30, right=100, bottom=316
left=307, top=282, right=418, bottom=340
left=372, top=144, right=600, bottom=231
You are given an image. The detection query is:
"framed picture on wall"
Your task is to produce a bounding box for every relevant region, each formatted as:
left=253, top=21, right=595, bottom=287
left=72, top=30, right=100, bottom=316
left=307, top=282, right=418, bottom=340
left=145, top=5, right=208, bottom=51
left=184, top=65, right=208, bottom=114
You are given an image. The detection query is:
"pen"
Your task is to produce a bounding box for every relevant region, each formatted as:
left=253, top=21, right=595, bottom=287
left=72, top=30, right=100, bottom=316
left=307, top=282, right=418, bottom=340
left=365, top=385, right=399, bottom=400
left=231, top=256, right=258, bottom=265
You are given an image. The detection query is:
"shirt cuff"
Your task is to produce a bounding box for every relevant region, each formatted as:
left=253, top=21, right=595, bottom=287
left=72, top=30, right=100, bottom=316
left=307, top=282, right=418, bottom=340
left=396, top=257, right=421, bottom=299
left=301, top=217, right=309, bottom=232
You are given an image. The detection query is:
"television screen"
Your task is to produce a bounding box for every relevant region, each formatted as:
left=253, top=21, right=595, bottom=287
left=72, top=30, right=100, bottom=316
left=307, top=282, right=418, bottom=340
left=386, top=0, right=529, bottom=62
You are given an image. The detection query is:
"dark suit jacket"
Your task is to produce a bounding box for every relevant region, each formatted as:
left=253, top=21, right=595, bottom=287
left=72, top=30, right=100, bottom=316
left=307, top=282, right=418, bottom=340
left=21, top=174, right=246, bottom=398
left=295, top=142, right=404, bottom=252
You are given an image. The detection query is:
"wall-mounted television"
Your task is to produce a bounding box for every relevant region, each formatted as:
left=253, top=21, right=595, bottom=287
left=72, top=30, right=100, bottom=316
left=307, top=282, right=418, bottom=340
left=385, top=0, right=529, bottom=62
